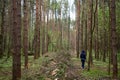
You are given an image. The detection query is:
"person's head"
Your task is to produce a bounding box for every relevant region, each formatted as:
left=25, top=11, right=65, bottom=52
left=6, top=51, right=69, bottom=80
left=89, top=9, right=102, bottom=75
left=82, top=50, right=85, bottom=53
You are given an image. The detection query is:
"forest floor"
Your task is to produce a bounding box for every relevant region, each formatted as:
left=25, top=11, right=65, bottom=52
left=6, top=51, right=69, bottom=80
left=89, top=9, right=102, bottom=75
left=0, top=50, right=120, bottom=80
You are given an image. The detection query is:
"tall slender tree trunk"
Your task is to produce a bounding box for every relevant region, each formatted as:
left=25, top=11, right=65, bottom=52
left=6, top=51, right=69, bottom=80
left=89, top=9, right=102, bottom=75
left=85, top=18, right=87, bottom=56
left=60, top=14, right=62, bottom=50
left=94, top=0, right=98, bottom=59
left=55, top=0, right=57, bottom=31
left=29, top=0, right=34, bottom=53
left=28, top=0, right=31, bottom=52
left=76, top=0, right=80, bottom=58
left=34, top=0, right=40, bottom=59
left=68, top=9, right=70, bottom=50
left=88, top=0, right=93, bottom=71
left=96, top=15, right=99, bottom=60
left=80, top=5, right=84, bottom=51
left=108, top=1, right=112, bottom=75
left=0, top=0, right=6, bottom=58
left=8, top=0, right=13, bottom=58
left=12, top=0, right=21, bottom=80
left=23, top=0, right=29, bottom=69
left=45, top=0, right=50, bottom=52
left=46, top=13, right=49, bottom=52
left=109, top=0, right=118, bottom=78
left=95, top=2, right=99, bottom=60
left=84, top=0, right=88, bottom=56
left=102, top=0, right=106, bottom=62
left=42, top=1, right=46, bottom=55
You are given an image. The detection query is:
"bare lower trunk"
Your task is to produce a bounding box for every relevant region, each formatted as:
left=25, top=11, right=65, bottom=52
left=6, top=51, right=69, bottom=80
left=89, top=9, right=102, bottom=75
left=76, top=0, right=80, bottom=58
left=88, top=0, right=93, bottom=71
left=0, top=0, right=6, bottom=58
left=34, top=0, right=40, bottom=59
left=109, top=0, right=118, bottom=79
left=12, top=0, right=21, bottom=80
left=23, top=0, right=29, bottom=69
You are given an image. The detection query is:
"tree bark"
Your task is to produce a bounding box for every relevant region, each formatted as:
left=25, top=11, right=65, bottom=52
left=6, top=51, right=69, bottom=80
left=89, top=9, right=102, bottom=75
left=45, top=0, right=50, bottom=52
left=94, top=0, right=98, bottom=60
left=84, top=0, right=88, bottom=56
left=102, top=0, right=106, bottom=62
left=34, top=0, right=40, bottom=59
left=12, top=0, right=21, bottom=80
left=23, top=0, right=29, bottom=69
left=0, top=0, right=6, bottom=58
left=76, top=0, right=80, bottom=58
left=46, top=13, right=49, bottom=53
left=42, top=1, right=46, bottom=55
left=109, top=0, right=118, bottom=78
left=80, top=5, right=84, bottom=51
left=88, top=0, right=93, bottom=71
left=68, top=10, right=70, bottom=50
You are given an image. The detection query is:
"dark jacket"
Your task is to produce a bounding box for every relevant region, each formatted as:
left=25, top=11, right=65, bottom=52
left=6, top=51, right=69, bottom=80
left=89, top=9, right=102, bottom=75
left=80, top=50, right=86, bottom=61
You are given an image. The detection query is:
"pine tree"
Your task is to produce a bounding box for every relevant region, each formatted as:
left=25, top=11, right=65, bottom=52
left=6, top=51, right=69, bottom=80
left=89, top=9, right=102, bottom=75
left=109, top=0, right=118, bottom=78
left=23, top=0, right=29, bottom=69
left=12, top=0, right=21, bottom=80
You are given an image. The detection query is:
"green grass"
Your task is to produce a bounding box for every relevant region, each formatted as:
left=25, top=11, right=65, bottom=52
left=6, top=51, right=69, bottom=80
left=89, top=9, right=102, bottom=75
left=81, top=60, right=110, bottom=79
left=0, top=52, right=120, bottom=80
left=93, top=60, right=108, bottom=67
left=0, top=57, right=12, bottom=68
left=119, top=70, right=120, bottom=79
left=0, top=56, right=50, bottom=80
left=118, top=52, right=120, bottom=63
left=71, top=57, right=80, bottom=61
left=81, top=59, right=120, bottom=79
left=81, top=69, right=109, bottom=79
left=0, top=56, right=44, bottom=68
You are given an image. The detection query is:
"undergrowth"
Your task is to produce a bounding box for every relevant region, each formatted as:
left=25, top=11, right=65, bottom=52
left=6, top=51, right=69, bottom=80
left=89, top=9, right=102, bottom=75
left=0, top=51, right=120, bottom=80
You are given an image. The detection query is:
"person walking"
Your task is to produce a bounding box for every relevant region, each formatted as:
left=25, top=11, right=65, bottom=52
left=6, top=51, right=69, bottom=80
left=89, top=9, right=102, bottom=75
left=80, top=50, right=86, bottom=69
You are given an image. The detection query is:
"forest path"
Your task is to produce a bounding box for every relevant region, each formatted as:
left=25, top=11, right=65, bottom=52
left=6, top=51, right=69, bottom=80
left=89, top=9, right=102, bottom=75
left=0, top=51, right=85, bottom=80
left=21, top=50, right=111, bottom=80
left=0, top=50, right=114, bottom=80
left=39, top=50, right=87, bottom=80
